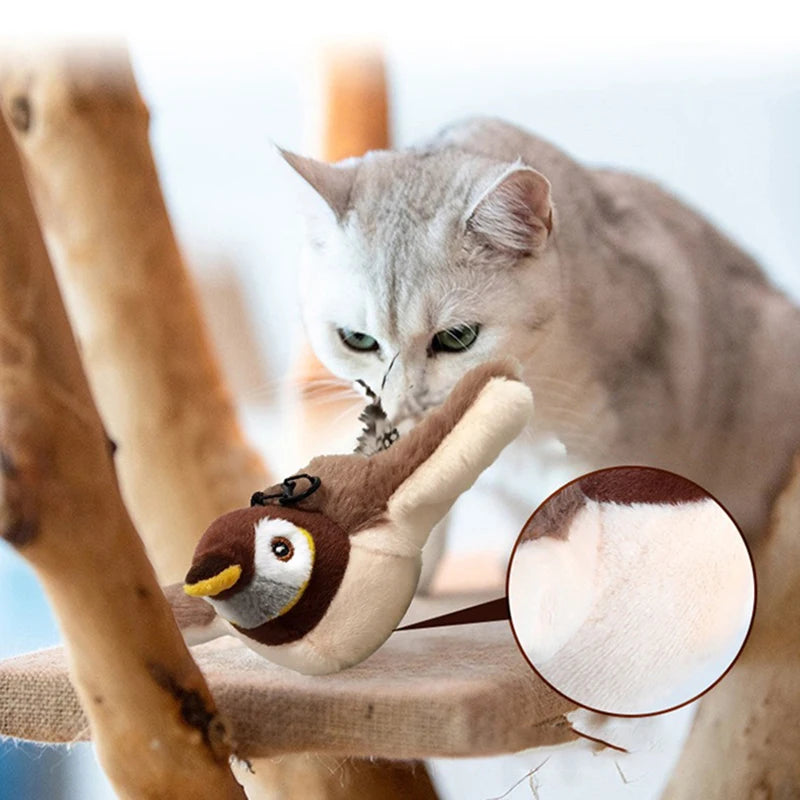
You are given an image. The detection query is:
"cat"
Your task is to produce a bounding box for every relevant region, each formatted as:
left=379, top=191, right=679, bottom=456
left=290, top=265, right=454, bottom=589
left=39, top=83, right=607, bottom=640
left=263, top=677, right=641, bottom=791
left=279, top=116, right=800, bottom=585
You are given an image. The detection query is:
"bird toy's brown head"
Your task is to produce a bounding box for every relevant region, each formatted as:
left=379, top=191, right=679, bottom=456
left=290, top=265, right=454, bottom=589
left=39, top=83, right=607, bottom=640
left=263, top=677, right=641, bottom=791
left=184, top=487, right=351, bottom=648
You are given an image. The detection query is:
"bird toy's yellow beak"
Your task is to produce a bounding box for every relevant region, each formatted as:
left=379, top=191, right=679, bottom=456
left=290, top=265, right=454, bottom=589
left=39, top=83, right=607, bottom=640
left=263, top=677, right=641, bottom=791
left=184, top=564, right=242, bottom=597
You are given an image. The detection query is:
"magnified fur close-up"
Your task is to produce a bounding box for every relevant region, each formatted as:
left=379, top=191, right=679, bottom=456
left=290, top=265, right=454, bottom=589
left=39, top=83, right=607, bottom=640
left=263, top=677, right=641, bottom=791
left=508, top=467, right=755, bottom=716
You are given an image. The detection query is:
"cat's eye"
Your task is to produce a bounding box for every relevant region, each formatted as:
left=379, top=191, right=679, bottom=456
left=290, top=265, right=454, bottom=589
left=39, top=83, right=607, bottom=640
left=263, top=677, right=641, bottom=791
left=432, top=324, right=480, bottom=353
left=338, top=327, right=379, bottom=353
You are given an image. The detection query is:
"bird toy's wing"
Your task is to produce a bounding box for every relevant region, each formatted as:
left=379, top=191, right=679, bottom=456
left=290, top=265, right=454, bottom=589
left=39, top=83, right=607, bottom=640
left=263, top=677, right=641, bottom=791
left=163, top=583, right=228, bottom=646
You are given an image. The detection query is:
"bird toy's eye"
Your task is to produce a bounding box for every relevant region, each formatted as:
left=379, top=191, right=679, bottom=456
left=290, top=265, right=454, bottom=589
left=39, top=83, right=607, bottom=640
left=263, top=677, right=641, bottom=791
left=271, top=536, right=294, bottom=561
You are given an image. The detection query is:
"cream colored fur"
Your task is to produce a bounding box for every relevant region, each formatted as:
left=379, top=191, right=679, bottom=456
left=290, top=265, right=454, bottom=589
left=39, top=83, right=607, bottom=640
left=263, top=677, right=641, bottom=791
left=509, top=502, right=601, bottom=663
left=387, top=377, right=534, bottom=545
left=510, top=497, right=754, bottom=714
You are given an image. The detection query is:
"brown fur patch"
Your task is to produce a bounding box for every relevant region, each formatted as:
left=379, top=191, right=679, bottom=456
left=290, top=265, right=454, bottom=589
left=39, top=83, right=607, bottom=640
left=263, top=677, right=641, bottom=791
left=187, top=508, right=260, bottom=599
left=520, top=482, right=587, bottom=542
left=186, top=506, right=352, bottom=646
left=579, top=466, right=708, bottom=505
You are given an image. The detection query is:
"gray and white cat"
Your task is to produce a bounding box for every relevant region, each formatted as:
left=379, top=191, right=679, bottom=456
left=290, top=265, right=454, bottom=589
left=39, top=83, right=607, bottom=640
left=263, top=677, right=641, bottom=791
left=281, top=117, right=800, bottom=581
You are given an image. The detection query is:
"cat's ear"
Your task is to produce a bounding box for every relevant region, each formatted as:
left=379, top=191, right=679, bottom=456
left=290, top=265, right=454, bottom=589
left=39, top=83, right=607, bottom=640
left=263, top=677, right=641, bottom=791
left=278, top=148, right=356, bottom=223
left=466, top=164, right=553, bottom=256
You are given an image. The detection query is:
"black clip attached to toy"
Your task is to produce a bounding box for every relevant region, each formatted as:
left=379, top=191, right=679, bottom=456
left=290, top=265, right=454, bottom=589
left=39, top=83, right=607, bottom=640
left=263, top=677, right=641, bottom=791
left=250, top=473, right=322, bottom=507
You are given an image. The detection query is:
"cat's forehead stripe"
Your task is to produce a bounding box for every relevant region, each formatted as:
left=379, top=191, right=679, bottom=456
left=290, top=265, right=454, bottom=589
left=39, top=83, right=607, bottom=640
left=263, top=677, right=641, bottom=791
left=347, top=150, right=504, bottom=340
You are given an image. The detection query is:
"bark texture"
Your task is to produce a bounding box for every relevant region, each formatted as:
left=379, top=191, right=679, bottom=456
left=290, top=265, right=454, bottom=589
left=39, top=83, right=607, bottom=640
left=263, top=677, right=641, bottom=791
left=0, top=43, right=442, bottom=799
left=0, top=47, right=267, bottom=583
left=0, top=107, right=245, bottom=799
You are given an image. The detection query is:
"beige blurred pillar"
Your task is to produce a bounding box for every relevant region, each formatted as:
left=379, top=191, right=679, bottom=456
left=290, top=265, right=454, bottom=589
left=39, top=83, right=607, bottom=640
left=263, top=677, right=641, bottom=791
left=0, top=106, right=245, bottom=800
left=293, top=47, right=392, bottom=460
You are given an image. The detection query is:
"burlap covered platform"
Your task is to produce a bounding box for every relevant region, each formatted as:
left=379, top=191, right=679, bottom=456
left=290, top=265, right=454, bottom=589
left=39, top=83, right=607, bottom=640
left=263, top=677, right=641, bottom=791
left=0, top=594, right=576, bottom=758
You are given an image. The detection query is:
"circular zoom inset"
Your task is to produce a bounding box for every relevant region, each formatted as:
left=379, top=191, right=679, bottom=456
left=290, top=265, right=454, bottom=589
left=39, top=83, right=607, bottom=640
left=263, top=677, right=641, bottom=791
left=507, top=466, right=755, bottom=716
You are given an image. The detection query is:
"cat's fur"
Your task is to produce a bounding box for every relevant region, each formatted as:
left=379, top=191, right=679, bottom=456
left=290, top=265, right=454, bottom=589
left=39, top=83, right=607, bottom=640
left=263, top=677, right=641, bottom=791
left=282, top=117, right=800, bottom=558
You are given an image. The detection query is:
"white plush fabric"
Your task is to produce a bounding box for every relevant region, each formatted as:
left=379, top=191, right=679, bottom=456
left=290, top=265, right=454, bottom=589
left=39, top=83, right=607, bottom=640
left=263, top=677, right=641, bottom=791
left=509, top=497, right=754, bottom=714
left=211, top=518, right=315, bottom=628
left=241, top=525, right=422, bottom=674
left=509, top=503, right=601, bottom=663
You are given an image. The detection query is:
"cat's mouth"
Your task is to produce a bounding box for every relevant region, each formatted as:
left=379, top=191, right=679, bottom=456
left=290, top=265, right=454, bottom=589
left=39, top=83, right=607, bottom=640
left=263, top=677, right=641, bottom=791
left=391, top=397, right=447, bottom=435
left=352, top=378, right=443, bottom=436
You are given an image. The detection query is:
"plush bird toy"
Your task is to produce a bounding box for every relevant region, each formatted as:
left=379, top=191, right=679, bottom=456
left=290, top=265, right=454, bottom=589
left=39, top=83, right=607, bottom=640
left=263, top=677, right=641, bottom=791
left=167, top=360, right=532, bottom=675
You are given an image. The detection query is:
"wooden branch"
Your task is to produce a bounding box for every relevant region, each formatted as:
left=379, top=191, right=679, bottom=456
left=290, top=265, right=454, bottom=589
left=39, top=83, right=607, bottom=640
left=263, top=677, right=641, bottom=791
left=0, top=110, right=244, bottom=798
left=663, top=454, right=800, bottom=798
left=1, top=44, right=435, bottom=799
left=236, top=756, right=438, bottom=800
left=0, top=47, right=267, bottom=583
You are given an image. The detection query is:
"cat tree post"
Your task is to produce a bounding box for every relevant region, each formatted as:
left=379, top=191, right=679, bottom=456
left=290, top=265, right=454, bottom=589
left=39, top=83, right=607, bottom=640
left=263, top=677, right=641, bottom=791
left=0, top=47, right=267, bottom=584
left=0, top=110, right=245, bottom=800
left=663, top=456, right=800, bottom=799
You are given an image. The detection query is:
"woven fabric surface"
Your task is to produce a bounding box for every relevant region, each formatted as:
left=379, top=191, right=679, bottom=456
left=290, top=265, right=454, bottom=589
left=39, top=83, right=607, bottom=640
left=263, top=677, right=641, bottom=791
left=0, top=594, right=576, bottom=758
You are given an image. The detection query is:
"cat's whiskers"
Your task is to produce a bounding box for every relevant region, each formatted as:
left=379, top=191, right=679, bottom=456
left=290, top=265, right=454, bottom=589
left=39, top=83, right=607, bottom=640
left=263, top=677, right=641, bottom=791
left=527, top=374, right=586, bottom=393
left=300, top=391, right=363, bottom=410
left=241, top=375, right=299, bottom=403
left=298, top=376, right=357, bottom=393
left=532, top=403, right=606, bottom=448
left=295, top=375, right=363, bottom=404
left=301, top=376, right=355, bottom=388
left=324, top=397, right=366, bottom=431
left=242, top=373, right=356, bottom=405
left=557, top=432, right=604, bottom=459
left=300, top=385, right=359, bottom=403
left=540, top=403, right=602, bottom=426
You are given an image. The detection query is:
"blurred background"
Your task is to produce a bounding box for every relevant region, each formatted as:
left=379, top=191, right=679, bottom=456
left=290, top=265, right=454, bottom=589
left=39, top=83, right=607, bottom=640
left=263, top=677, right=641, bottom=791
left=1, top=5, right=799, bottom=797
